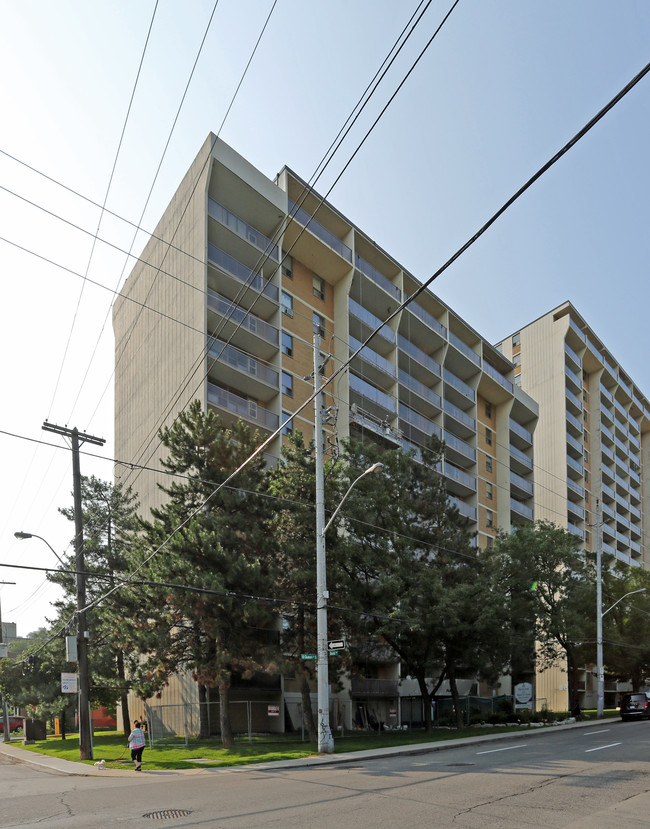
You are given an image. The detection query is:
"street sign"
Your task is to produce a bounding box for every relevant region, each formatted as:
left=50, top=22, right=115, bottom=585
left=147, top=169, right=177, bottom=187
left=328, top=650, right=339, bottom=656
left=301, top=654, right=317, bottom=660
left=328, top=640, right=346, bottom=651
left=267, top=704, right=280, bottom=717
left=61, top=672, right=78, bottom=694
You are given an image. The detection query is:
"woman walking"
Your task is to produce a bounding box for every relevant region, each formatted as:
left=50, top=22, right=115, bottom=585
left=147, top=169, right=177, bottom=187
left=128, top=720, right=146, bottom=771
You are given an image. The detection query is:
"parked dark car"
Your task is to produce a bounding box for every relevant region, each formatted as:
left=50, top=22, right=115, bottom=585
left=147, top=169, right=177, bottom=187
left=620, top=692, right=650, bottom=721
left=0, top=716, right=24, bottom=733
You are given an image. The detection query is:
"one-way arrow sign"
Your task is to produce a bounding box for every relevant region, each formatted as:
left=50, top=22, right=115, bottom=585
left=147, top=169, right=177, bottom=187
left=328, top=640, right=346, bottom=651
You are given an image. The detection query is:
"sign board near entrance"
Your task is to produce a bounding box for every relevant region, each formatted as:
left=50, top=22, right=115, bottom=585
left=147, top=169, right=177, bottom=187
left=268, top=704, right=280, bottom=717
left=61, top=672, right=78, bottom=694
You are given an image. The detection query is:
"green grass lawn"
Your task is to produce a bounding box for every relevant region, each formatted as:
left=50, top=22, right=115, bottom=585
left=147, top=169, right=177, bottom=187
left=11, top=716, right=616, bottom=770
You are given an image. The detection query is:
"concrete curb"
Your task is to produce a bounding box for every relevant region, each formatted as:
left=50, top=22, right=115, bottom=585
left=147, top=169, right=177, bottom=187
left=0, top=718, right=605, bottom=778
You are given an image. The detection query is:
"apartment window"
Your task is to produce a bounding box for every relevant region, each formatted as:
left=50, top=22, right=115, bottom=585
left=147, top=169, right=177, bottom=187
left=313, top=311, right=325, bottom=337
left=281, top=411, right=293, bottom=435
left=514, top=374, right=521, bottom=387
left=486, top=536, right=494, bottom=549
left=282, top=255, right=293, bottom=279
left=281, top=332, right=293, bottom=358
left=485, top=402, right=492, bottom=418
left=585, top=470, right=589, bottom=483
left=282, top=371, right=293, bottom=397
left=585, top=530, right=590, bottom=545
left=486, top=509, right=494, bottom=528
left=512, top=332, right=521, bottom=347
left=485, top=427, right=493, bottom=446
left=512, top=352, right=521, bottom=367
left=313, top=273, right=325, bottom=301
left=485, top=455, right=493, bottom=473
left=486, top=482, right=493, bottom=500
left=281, top=291, right=293, bottom=317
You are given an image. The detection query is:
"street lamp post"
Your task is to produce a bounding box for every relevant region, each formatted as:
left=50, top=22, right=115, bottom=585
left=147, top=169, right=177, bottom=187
left=313, top=333, right=384, bottom=753
left=595, top=501, right=647, bottom=717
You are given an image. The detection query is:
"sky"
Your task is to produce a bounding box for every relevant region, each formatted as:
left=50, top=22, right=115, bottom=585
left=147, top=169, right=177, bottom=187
left=1, top=0, right=649, bottom=636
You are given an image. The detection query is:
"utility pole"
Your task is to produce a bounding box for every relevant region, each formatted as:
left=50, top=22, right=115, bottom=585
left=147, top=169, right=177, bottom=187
left=42, top=421, right=105, bottom=761
left=313, top=334, right=334, bottom=754
left=596, top=499, right=604, bottom=719
left=0, top=583, right=16, bottom=741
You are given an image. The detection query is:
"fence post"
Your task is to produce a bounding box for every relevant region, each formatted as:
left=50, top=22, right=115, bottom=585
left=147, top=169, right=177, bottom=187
left=248, top=700, right=252, bottom=744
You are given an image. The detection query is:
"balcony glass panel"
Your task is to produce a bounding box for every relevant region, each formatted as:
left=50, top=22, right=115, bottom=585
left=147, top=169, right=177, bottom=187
left=566, top=410, right=583, bottom=433
left=444, top=431, right=476, bottom=461
left=444, top=399, right=475, bottom=430
left=208, top=198, right=279, bottom=261
left=600, top=384, right=613, bottom=403
left=449, top=332, right=481, bottom=366
left=619, top=376, right=632, bottom=396
left=355, top=254, right=401, bottom=300
left=406, top=301, right=447, bottom=338
left=567, top=522, right=584, bottom=539
left=568, top=502, right=585, bottom=520
left=569, top=319, right=585, bottom=342
left=615, top=437, right=628, bottom=455
left=586, top=337, right=601, bottom=359
left=448, top=496, right=477, bottom=521
left=401, top=439, right=423, bottom=463
left=483, top=360, right=513, bottom=392
left=602, top=501, right=615, bottom=519
left=511, top=499, right=534, bottom=520
left=399, top=402, right=440, bottom=436
left=350, top=336, right=396, bottom=377
left=511, top=471, right=533, bottom=495
left=510, top=444, right=533, bottom=469
left=601, top=482, right=616, bottom=500
left=207, top=243, right=278, bottom=302
left=629, top=433, right=640, bottom=451
left=566, top=455, right=584, bottom=475
left=444, top=463, right=476, bottom=491
left=565, top=365, right=582, bottom=390
left=207, top=382, right=279, bottom=430
left=443, top=368, right=475, bottom=401
left=567, top=478, right=584, bottom=498
left=209, top=340, right=279, bottom=387
left=207, top=290, right=278, bottom=345
left=509, top=419, right=533, bottom=444
left=565, top=342, right=582, bottom=369
left=566, top=432, right=583, bottom=454
left=350, top=373, right=396, bottom=413
left=288, top=199, right=352, bottom=262
left=565, top=387, right=583, bottom=412
left=349, top=298, right=395, bottom=342
left=399, top=369, right=441, bottom=408
left=601, top=444, right=614, bottom=462
left=601, top=423, right=615, bottom=443
left=398, top=335, right=441, bottom=376
left=630, top=503, right=641, bottom=520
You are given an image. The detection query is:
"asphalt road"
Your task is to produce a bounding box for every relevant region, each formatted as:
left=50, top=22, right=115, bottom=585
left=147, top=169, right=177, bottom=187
left=2, top=722, right=650, bottom=828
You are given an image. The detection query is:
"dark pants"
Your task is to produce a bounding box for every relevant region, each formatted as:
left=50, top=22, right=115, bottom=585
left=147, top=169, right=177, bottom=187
left=131, top=747, right=144, bottom=763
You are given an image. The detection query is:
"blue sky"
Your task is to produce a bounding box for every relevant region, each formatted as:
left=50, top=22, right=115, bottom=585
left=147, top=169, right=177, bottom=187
left=1, top=0, right=649, bottom=634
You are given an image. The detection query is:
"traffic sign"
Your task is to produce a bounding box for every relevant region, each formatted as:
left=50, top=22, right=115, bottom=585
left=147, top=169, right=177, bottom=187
left=328, top=650, right=340, bottom=656
left=301, top=654, right=317, bottom=660
left=328, top=640, right=345, bottom=651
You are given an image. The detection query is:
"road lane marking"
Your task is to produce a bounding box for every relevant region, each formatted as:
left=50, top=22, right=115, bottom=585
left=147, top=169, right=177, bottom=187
left=476, top=744, right=527, bottom=755
left=584, top=730, right=610, bottom=736
left=585, top=742, right=621, bottom=752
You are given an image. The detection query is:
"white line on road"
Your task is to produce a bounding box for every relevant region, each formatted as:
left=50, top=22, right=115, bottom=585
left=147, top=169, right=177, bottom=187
left=584, top=730, right=610, bottom=736
left=585, top=743, right=621, bottom=752
left=476, top=745, right=527, bottom=755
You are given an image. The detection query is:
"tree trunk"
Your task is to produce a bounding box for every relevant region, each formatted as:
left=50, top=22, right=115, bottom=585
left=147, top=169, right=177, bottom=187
left=448, top=663, right=464, bottom=730
left=218, top=680, right=234, bottom=747
left=300, top=675, right=317, bottom=741
left=416, top=676, right=434, bottom=732
left=198, top=683, right=210, bottom=739
left=116, top=651, right=130, bottom=735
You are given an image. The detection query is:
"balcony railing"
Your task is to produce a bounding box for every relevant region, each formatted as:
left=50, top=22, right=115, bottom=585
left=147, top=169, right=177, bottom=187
left=288, top=199, right=352, bottom=262
left=207, top=243, right=278, bottom=302
left=600, top=384, right=614, bottom=403
left=350, top=373, right=396, bottom=413
left=444, top=463, right=476, bottom=491
left=208, top=290, right=279, bottom=345
left=398, top=335, right=441, bottom=377
left=444, top=431, right=476, bottom=462
left=565, top=342, right=582, bottom=369
left=566, top=455, right=584, bottom=475
left=355, top=254, right=401, bottom=300
left=209, top=340, right=279, bottom=387
left=568, top=318, right=585, bottom=342
left=208, top=198, right=279, bottom=261
left=350, top=336, right=396, bottom=378
left=449, top=332, right=481, bottom=366
left=511, top=499, right=534, bottom=520
left=565, top=364, right=582, bottom=391
left=483, top=360, right=513, bottom=392
left=349, top=298, right=395, bottom=343
left=443, top=368, right=475, bottom=401
left=565, top=387, right=583, bottom=412
left=511, top=471, right=533, bottom=495
left=566, top=410, right=583, bottom=433
left=510, top=444, right=533, bottom=469
left=207, top=382, right=279, bottom=430
left=399, top=402, right=440, bottom=436
left=509, top=419, right=533, bottom=444
left=406, top=301, right=447, bottom=338
left=444, top=399, right=475, bottom=430
left=448, top=496, right=477, bottom=521
left=567, top=522, right=584, bottom=539
left=399, top=370, right=441, bottom=408
left=567, top=478, right=584, bottom=498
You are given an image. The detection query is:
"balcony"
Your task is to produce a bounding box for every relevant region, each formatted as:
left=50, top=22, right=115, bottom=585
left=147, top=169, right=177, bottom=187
left=350, top=336, right=396, bottom=388
left=601, top=443, right=614, bottom=463
left=566, top=454, right=584, bottom=479
left=600, top=384, right=614, bottom=403
left=567, top=522, right=584, bottom=539
left=483, top=360, right=513, bottom=393
left=510, top=444, right=533, bottom=474
left=208, top=198, right=279, bottom=261
left=443, top=399, right=476, bottom=439
left=350, top=407, right=401, bottom=447
left=207, top=382, right=278, bottom=431
left=399, top=402, right=440, bottom=438
left=398, top=335, right=441, bottom=380
left=399, top=369, right=441, bottom=417
left=567, top=478, right=584, bottom=500
left=511, top=471, right=534, bottom=498
left=566, top=431, right=583, bottom=457
left=406, top=301, right=447, bottom=339
left=565, top=364, right=582, bottom=394
left=207, top=243, right=278, bottom=305
left=288, top=199, right=352, bottom=262
left=349, top=298, right=395, bottom=348
left=443, top=430, right=476, bottom=467
left=565, top=387, right=583, bottom=415
left=511, top=498, right=534, bottom=522
left=600, top=423, right=615, bottom=446
left=355, top=253, right=401, bottom=300
left=444, top=462, right=476, bottom=496
left=449, top=331, right=481, bottom=367
left=565, top=343, right=582, bottom=371
left=350, top=372, right=396, bottom=418
left=566, top=409, right=583, bottom=437
left=509, top=419, right=533, bottom=446
left=448, top=496, right=477, bottom=522
left=208, top=340, right=278, bottom=402
left=601, top=482, right=616, bottom=501
left=568, top=318, right=585, bottom=343
left=568, top=501, right=584, bottom=521
left=207, top=290, right=278, bottom=359
left=443, top=368, right=475, bottom=403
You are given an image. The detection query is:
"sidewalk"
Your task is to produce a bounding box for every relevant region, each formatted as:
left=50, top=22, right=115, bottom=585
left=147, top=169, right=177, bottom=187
left=0, top=719, right=599, bottom=778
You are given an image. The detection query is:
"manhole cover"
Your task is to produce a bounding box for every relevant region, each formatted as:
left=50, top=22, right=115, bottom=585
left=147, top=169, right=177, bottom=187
left=143, top=809, right=193, bottom=820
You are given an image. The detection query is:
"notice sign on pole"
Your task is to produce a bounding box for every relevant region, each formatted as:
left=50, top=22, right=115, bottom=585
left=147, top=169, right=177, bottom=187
left=61, top=672, right=78, bottom=694
left=267, top=704, right=280, bottom=717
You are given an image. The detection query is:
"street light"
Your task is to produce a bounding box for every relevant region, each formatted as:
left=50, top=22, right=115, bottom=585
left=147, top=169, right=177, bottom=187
left=322, top=463, right=384, bottom=535
left=14, top=530, right=91, bottom=757
left=14, top=532, right=67, bottom=568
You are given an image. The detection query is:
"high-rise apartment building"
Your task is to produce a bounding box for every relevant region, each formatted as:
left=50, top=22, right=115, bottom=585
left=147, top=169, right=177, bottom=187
left=113, top=135, right=538, bottom=727
left=497, top=302, right=650, bottom=710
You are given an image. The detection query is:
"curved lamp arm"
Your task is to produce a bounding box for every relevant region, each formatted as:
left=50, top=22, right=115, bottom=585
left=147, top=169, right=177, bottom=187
left=14, top=531, right=67, bottom=568
left=322, top=462, right=384, bottom=536
left=602, top=587, right=646, bottom=618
